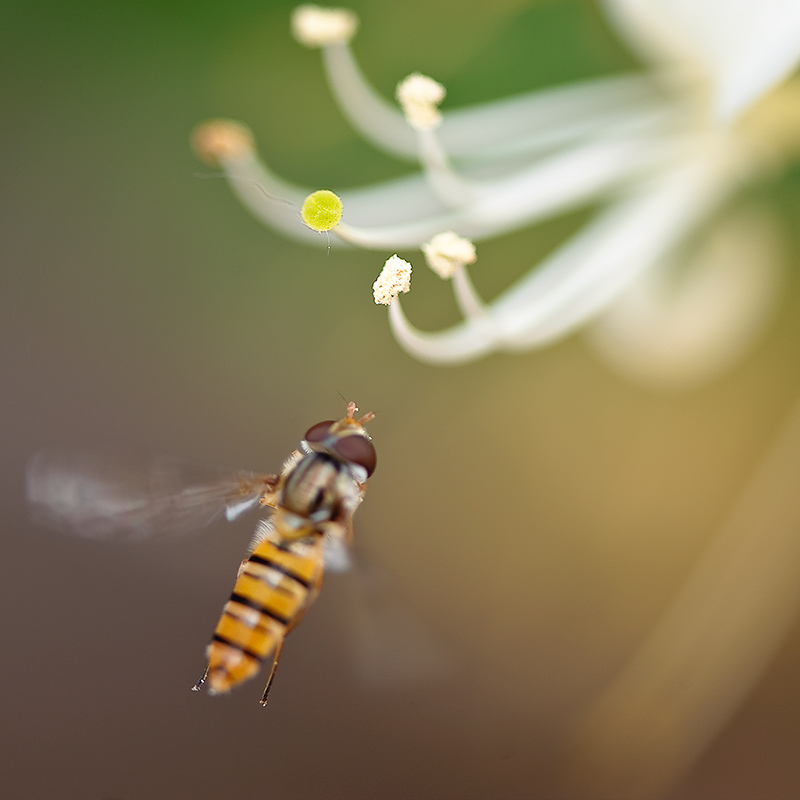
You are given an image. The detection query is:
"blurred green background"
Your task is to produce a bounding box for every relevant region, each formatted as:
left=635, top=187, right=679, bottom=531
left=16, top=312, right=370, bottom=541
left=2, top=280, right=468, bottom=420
left=4, top=1, right=800, bottom=798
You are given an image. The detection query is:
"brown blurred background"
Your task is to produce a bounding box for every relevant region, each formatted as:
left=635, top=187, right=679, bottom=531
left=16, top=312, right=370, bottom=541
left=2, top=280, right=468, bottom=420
left=3, top=1, right=800, bottom=798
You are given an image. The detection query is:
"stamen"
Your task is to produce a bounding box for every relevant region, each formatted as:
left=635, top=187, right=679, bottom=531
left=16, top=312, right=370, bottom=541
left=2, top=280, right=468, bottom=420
left=396, top=73, right=446, bottom=131
left=191, top=120, right=254, bottom=166
left=291, top=5, right=358, bottom=48
left=295, top=1, right=666, bottom=164
left=422, top=231, right=476, bottom=278
left=375, top=143, right=737, bottom=364
left=395, top=73, right=473, bottom=206
left=301, top=190, right=343, bottom=231
left=451, top=265, right=487, bottom=321
left=336, top=119, right=674, bottom=248
left=331, top=217, right=450, bottom=248
left=386, top=299, right=499, bottom=364
left=422, top=232, right=485, bottom=320
left=192, top=107, right=675, bottom=251
left=372, top=255, right=412, bottom=305
left=317, top=31, right=667, bottom=162
left=371, top=252, right=506, bottom=364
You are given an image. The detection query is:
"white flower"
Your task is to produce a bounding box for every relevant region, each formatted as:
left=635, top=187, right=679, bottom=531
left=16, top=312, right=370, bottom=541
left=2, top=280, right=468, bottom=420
left=603, top=0, right=800, bottom=120
left=193, top=2, right=800, bottom=385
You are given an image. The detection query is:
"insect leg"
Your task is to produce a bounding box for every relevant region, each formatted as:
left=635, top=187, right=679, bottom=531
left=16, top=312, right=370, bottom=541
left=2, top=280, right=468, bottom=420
left=258, top=640, right=284, bottom=707
left=258, top=562, right=323, bottom=706
left=191, top=664, right=209, bottom=693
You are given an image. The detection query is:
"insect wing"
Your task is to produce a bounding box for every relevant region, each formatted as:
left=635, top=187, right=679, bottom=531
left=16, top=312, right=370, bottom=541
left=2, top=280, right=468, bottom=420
left=327, top=549, right=452, bottom=688
left=322, top=533, right=354, bottom=573
left=26, top=450, right=278, bottom=540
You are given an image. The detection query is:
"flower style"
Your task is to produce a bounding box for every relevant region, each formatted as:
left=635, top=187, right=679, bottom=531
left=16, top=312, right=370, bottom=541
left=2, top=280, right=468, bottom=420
left=193, top=2, right=800, bottom=383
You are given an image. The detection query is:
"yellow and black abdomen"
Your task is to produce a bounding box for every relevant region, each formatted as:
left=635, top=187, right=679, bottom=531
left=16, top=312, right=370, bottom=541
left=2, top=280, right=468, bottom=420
left=204, top=535, right=324, bottom=694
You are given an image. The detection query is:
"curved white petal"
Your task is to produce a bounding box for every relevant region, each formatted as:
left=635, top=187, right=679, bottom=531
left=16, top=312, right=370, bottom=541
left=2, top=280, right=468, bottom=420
left=490, top=136, right=738, bottom=344
left=588, top=206, right=783, bottom=388
left=602, top=0, right=800, bottom=119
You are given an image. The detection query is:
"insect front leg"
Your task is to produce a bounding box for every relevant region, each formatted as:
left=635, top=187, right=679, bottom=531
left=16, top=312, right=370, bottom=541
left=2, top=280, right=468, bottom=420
left=191, top=664, right=209, bottom=693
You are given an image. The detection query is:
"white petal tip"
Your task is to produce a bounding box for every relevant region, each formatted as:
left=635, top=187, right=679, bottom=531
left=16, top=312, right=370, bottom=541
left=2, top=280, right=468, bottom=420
left=396, top=73, right=446, bottom=130
left=373, top=255, right=412, bottom=305
left=292, top=5, right=358, bottom=47
left=422, top=231, right=477, bottom=279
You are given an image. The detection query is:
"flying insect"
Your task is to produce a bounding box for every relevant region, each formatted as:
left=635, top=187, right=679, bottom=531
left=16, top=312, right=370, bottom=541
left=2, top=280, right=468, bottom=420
left=26, top=403, right=376, bottom=705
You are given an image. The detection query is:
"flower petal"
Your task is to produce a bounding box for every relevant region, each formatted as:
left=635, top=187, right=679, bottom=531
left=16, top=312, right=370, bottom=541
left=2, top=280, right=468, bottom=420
left=490, top=139, right=736, bottom=343
left=603, top=0, right=800, bottom=119
left=588, top=206, right=783, bottom=387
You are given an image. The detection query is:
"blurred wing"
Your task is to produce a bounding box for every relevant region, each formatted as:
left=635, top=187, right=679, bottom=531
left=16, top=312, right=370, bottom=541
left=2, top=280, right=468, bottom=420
left=26, top=450, right=279, bottom=540
left=334, top=549, right=453, bottom=688
left=322, top=533, right=354, bottom=573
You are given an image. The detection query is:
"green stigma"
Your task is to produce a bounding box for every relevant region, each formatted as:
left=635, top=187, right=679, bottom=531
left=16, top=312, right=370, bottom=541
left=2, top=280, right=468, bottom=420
left=301, top=190, right=343, bottom=232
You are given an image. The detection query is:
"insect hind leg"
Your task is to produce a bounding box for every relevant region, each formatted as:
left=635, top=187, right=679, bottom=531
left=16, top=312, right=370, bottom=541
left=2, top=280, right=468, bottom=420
left=257, top=558, right=322, bottom=705
left=259, top=640, right=284, bottom=707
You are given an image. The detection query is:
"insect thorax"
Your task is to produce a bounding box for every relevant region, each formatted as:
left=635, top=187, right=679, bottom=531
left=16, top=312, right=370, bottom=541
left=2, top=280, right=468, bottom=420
left=279, top=452, right=352, bottom=524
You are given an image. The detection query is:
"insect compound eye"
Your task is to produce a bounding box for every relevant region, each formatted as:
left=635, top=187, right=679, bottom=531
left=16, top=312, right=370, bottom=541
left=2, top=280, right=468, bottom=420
left=304, top=420, right=335, bottom=443
left=332, top=434, right=377, bottom=478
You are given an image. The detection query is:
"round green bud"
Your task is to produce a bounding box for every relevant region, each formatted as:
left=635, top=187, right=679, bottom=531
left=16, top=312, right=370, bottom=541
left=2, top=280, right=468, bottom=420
left=301, top=189, right=343, bottom=232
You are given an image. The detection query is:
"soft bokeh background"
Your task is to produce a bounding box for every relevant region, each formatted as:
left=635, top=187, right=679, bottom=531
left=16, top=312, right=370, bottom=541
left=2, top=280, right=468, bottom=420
left=4, top=1, right=800, bottom=798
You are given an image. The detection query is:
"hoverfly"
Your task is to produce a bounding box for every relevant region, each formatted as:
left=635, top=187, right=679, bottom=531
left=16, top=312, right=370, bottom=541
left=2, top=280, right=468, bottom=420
left=26, top=403, right=376, bottom=705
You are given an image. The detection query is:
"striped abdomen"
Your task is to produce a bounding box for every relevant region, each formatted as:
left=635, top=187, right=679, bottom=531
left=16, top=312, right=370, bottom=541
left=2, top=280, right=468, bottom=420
left=204, top=535, right=324, bottom=694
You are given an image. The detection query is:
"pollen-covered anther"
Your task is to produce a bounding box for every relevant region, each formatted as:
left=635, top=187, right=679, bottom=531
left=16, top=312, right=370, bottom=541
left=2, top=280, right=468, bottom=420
left=396, top=73, right=446, bottom=130
left=373, top=255, right=412, bottom=305
left=291, top=5, right=359, bottom=48
left=422, top=231, right=477, bottom=279
left=191, top=120, right=254, bottom=166
left=301, top=189, right=344, bottom=232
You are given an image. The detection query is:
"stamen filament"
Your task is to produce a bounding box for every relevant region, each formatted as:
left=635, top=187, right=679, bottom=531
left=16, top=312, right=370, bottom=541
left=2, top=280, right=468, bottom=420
left=195, top=100, right=682, bottom=249
left=329, top=127, right=684, bottom=249
left=387, top=298, right=499, bottom=365
left=451, top=264, right=487, bottom=321
left=316, top=27, right=672, bottom=162
left=321, top=40, right=416, bottom=159
left=415, top=127, right=475, bottom=207
left=384, top=140, right=740, bottom=363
